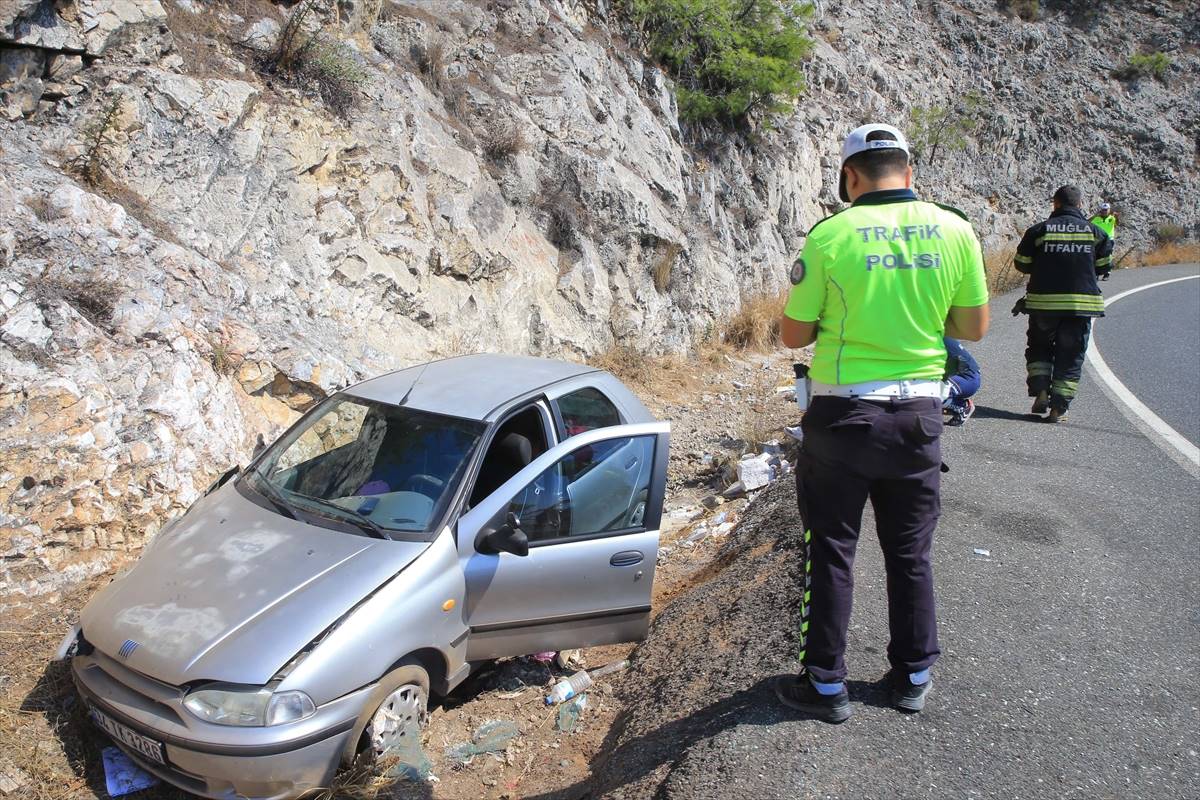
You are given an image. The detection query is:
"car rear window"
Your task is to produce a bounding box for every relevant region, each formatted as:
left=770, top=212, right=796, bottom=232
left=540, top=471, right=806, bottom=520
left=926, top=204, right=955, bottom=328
left=556, top=387, right=621, bottom=437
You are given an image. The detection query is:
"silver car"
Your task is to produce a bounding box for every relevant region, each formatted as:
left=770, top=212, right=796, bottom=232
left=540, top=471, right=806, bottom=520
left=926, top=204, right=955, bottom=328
left=60, top=355, right=669, bottom=799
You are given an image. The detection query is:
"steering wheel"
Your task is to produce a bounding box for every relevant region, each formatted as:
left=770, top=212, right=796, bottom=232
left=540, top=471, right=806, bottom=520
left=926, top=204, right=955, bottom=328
left=403, top=474, right=444, bottom=497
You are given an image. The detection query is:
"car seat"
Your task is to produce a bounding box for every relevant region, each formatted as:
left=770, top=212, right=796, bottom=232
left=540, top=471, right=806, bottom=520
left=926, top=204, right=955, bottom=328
left=470, top=432, right=533, bottom=506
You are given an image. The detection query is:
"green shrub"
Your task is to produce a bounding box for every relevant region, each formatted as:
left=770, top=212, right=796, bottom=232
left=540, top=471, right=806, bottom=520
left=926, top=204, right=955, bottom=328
left=631, top=0, right=813, bottom=125
left=261, top=0, right=369, bottom=118
left=303, top=38, right=369, bottom=117
left=1154, top=222, right=1188, bottom=244
left=70, top=98, right=121, bottom=187
left=906, top=92, right=984, bottom=167
left=1117, top=51, right=1171, bottom=81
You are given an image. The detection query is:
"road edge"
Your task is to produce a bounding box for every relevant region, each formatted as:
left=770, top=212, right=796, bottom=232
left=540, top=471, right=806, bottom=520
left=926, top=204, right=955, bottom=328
left=1086, top=272, right=1200, bottom=479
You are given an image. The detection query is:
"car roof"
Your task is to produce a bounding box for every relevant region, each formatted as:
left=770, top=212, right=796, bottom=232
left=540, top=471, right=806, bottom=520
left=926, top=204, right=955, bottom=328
left=343, top=354, right=600, bottom=421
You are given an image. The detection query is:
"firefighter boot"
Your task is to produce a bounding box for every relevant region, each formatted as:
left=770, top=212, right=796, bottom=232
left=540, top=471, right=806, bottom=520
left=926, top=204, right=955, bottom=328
left=1031, top=390, right=1050, bottom=415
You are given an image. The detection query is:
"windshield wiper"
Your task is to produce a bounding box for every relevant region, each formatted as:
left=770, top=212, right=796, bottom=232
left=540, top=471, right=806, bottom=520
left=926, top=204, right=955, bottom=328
left=294, top=495, right=388, bottom=539
left=248, top=467, right=299, bottom=521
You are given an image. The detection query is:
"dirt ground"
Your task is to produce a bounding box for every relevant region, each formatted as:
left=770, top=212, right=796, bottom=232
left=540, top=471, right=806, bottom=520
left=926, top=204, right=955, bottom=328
left=0, top=349, right=803, bottom=800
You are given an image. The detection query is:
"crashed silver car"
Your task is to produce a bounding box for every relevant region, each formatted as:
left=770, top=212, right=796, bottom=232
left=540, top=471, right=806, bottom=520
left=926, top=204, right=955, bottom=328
left=61, top=354, right=669, bottom=799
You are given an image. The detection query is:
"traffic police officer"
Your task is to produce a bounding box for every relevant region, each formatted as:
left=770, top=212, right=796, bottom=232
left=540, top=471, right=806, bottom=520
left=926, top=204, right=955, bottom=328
left=1090, top=201, right=1117, bottom=241
left=1015, top=185, right=1113, bottom=422
left=775, top=123, right=990, bottom=722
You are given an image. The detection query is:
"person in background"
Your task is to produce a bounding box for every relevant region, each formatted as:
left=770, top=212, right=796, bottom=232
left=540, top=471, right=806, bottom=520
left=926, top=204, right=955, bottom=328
left=1090, top=202, right=1117, bottom=243
left=1014, top=185, right=1113, bottom=423
left=943, top=337, right=980, bottom=426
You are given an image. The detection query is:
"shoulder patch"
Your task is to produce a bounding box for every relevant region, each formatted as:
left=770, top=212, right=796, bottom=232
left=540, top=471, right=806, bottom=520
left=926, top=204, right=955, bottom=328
left=933, top=202, right=970, bottom=222
left=789, top=258, right=806, bottom=285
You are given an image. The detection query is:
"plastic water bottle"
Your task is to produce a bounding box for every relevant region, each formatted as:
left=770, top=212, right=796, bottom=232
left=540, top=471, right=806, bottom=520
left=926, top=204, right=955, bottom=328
left=545, top=670, right=593, bottom=705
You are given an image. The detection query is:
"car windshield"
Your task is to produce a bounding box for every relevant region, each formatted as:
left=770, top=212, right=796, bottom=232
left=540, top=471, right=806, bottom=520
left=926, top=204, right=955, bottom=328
left=247, top=395, right=484, bottom=536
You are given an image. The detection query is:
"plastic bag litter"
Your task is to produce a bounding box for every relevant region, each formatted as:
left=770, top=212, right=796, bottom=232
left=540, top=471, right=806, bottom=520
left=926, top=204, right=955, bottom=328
left=530, top=651, right=557, bottom=663
left=556, top=694, right=587, bottom=733
left=444, top=720, right=520, bottom=765
left=383, top=733, right=434, bottom=781
left=101, top=747, right=158, bottom=796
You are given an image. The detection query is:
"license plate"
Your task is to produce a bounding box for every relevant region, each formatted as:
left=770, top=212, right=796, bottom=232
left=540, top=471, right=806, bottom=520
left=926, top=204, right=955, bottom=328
left=89, top=705, right=166, bottom=765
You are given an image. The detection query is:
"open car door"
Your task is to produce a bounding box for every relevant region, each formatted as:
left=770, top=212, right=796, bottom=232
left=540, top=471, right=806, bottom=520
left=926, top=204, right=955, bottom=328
left=456, top=422, right=669, bottom=661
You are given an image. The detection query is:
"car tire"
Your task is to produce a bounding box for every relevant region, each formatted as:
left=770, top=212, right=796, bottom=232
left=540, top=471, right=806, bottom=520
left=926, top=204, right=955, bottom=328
left=343, top=662, right=430, bottom=768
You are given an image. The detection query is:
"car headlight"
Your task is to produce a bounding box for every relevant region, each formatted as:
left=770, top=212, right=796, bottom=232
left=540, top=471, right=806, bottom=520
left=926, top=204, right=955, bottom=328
left=183, top=684, right=316, bottom=727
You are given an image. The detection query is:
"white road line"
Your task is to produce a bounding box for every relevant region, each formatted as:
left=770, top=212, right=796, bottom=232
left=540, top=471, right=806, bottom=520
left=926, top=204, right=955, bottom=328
left=1086, top=274, right=1200, bottom=471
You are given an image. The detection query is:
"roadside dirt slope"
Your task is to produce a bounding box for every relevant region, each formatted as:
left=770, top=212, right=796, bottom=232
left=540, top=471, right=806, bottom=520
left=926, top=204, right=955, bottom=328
left=589, top=478, right=805, bottom=799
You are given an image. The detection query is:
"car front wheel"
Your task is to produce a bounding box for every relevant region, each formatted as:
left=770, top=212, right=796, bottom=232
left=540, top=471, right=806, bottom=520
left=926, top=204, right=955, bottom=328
left=348, top=663, right=430, bottom=769
left=367, top=677, right=427, bottom=760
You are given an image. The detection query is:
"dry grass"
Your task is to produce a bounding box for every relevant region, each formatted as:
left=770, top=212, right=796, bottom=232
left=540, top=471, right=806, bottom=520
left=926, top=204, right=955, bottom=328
left=589, top=289, right=789, bottom=399
left=984, top=247, right=1025, bottom=294
left=652, top=242, right=682, bottom=293
left=1128, top=241, right=1200, bottom=267
left=163, top=0, right=229, bottom=78
left=23, top=194, right=57, bottom=222
left=722, top=290, right=787, bottom=350
left=0, top=574, right=193, bottom=800
left=537, top=168, right=588, bottom=253
left=32, top=274, right=122, bottom=328
left=479, top=121, right=526, bottom=162
left=411, top=38, right=448, bottom=90
left=589, top=345, right=699, bottom=399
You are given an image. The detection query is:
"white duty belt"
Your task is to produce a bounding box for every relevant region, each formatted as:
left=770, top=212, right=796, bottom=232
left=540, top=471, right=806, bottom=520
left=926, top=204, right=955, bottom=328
left=811, top=379, right=947, bottom=401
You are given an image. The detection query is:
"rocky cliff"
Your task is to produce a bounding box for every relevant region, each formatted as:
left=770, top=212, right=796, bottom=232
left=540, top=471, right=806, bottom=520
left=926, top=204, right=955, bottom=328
left=1, top=0, right=1196, bottom=595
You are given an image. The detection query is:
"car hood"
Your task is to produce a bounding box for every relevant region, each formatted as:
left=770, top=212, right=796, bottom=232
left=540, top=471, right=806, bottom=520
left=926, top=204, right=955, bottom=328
left=80, top=481, right=429, bottom=687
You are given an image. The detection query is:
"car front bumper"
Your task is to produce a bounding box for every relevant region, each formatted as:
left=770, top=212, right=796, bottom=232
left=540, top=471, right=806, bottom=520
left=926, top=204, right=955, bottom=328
left=71, top=649, right=372, bottom=800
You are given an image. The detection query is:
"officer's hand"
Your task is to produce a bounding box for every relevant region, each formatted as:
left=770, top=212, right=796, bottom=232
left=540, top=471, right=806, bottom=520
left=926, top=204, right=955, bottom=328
left=1011, top=297, right=1027, bottom=316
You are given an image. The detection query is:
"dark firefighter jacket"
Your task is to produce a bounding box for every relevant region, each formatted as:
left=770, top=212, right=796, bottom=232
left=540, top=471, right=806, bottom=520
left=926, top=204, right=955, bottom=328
left=1014, top=206, right=1113, bottom=316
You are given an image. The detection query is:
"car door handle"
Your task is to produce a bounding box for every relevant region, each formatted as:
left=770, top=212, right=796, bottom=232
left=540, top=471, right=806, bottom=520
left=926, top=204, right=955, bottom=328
left=610, top=550, right=643, bottom=567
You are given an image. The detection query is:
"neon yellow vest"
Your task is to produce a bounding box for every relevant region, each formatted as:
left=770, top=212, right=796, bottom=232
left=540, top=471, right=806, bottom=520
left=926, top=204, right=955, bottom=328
left=784, top=192, right=989, bottom=384
left=1090, top=214, right=1116, bottom=238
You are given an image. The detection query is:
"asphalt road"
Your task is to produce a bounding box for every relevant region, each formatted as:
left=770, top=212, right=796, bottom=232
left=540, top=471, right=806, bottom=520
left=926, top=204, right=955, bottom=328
left=593, top=263, right=1200, bottom=800
left=1093, top=274, right=1200, bottom=446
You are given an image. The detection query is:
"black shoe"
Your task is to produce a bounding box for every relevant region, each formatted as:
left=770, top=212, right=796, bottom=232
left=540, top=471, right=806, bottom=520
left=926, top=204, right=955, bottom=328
left=774, top=674, right=852, bottom=723
left=890, top=669, right=932, bottom=713
left=1046, top=407, right=1069, bottom=424
left=1031, top=390, right=1049, bottom=415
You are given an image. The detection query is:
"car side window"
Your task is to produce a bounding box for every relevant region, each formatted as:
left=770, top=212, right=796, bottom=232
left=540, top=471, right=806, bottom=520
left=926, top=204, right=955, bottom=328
left=556, top=387, right=622, bottom=438
left=506, top=436, right=655, bottom=544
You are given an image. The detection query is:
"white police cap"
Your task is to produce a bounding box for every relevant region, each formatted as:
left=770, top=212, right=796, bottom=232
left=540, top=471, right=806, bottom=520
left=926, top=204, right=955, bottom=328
left=838, top=123, right=910, bottom=202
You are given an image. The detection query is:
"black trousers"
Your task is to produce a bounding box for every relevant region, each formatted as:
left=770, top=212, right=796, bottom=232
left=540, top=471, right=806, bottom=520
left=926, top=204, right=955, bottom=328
left=1025, top=314, right=1093, bottom=411
left=796, top=396, right=943, bottom=684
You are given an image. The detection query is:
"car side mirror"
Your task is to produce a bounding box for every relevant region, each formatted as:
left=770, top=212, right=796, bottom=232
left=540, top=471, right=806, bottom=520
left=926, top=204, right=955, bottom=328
left=476, top=511, right=529, bottom=557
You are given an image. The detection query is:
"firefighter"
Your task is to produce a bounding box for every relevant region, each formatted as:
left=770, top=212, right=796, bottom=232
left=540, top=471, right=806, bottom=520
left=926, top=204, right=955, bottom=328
left=1090, top=202, right=1117, bottom=242
left=1015, top=185, right=1113, bottom=423
left=775, top=123, right=990, bottom=722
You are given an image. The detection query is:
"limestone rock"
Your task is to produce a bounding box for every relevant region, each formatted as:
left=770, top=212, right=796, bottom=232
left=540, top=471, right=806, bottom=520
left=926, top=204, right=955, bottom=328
left=0, top=0, right=1196, bottom=596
